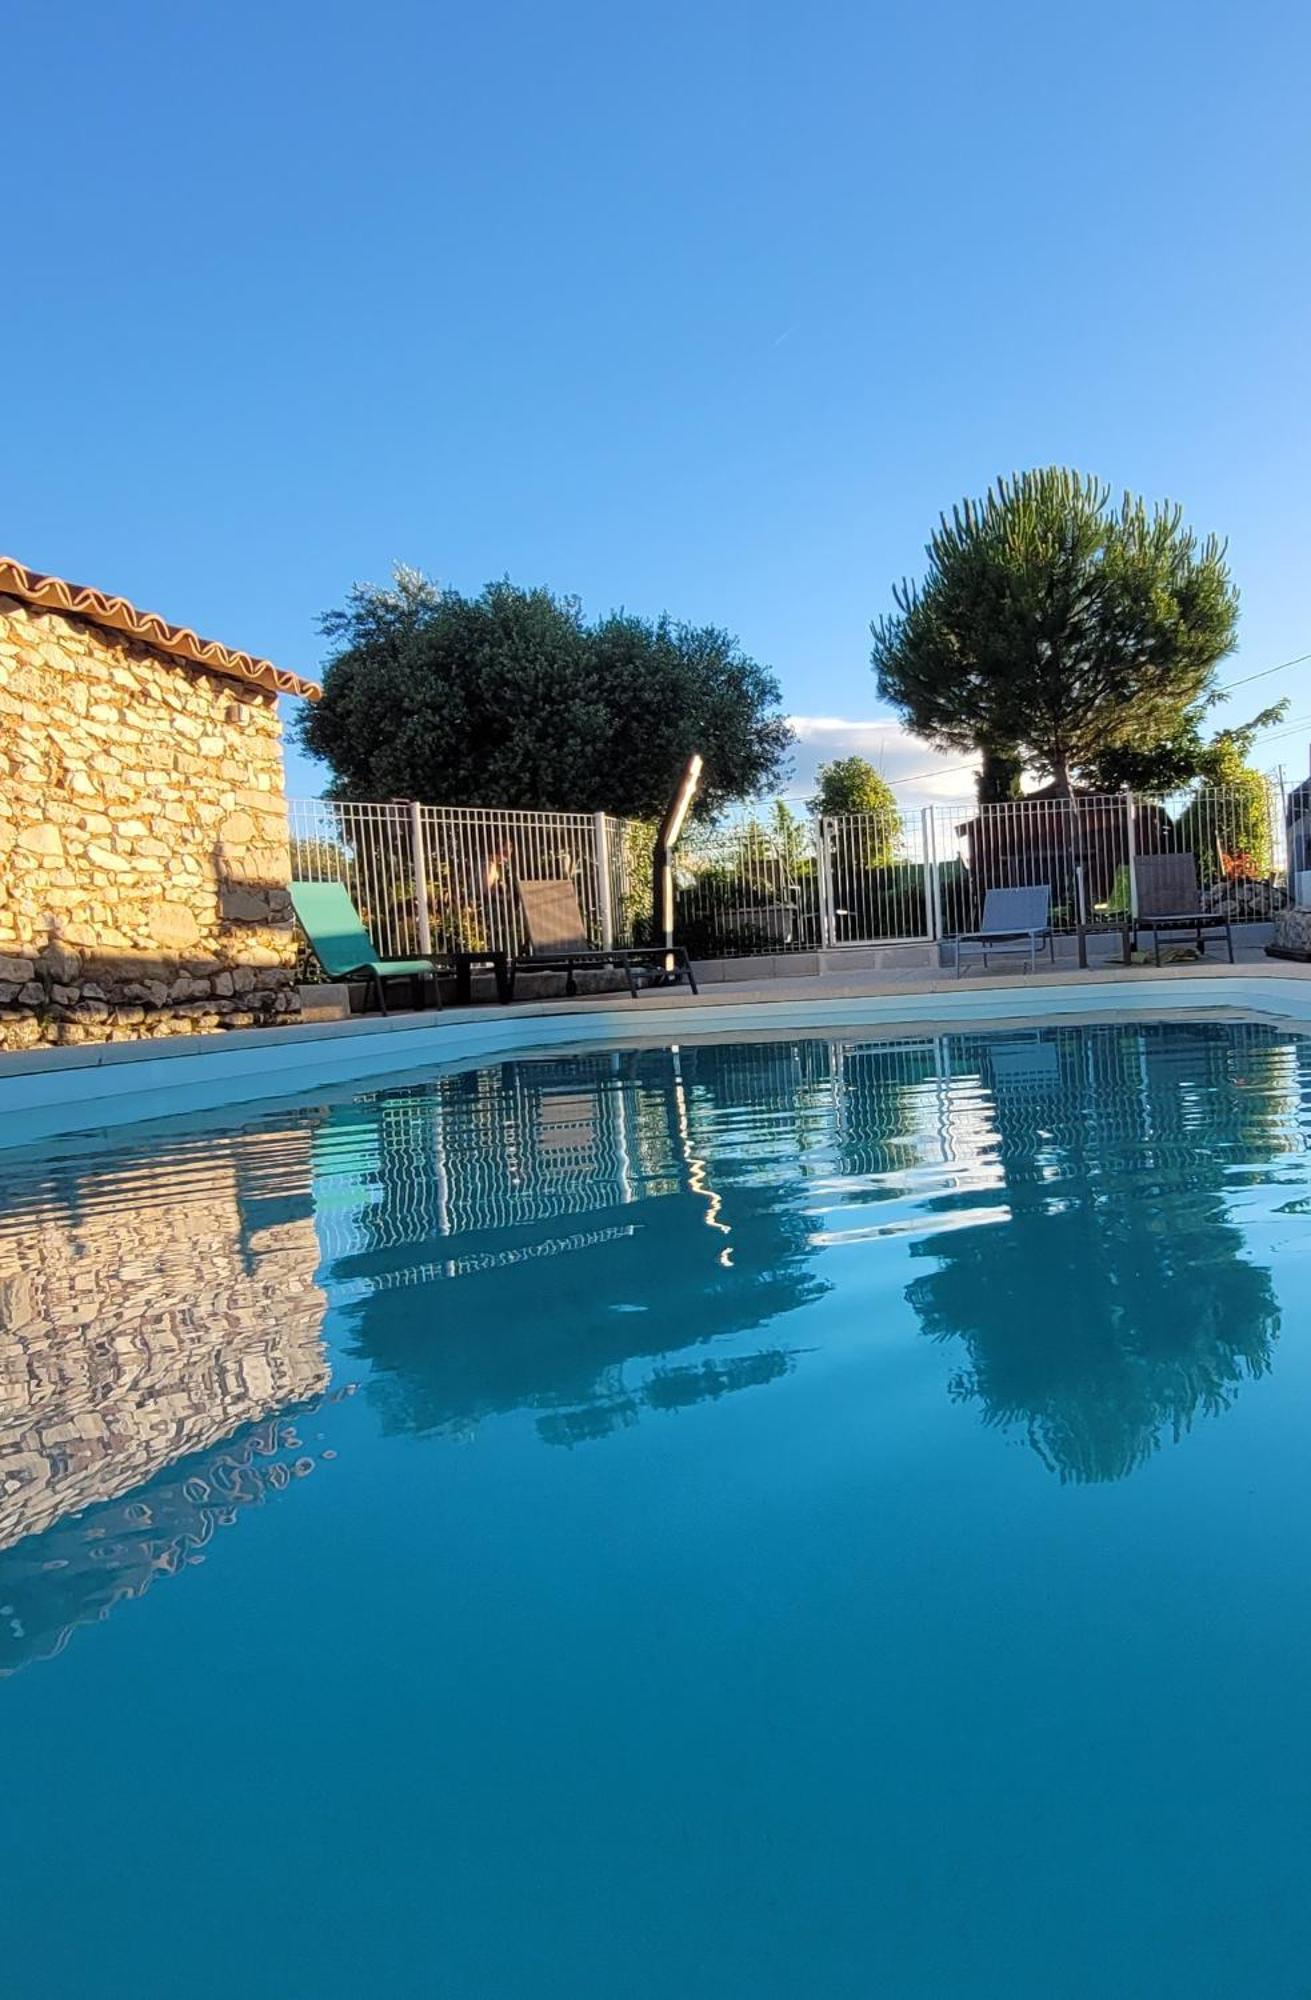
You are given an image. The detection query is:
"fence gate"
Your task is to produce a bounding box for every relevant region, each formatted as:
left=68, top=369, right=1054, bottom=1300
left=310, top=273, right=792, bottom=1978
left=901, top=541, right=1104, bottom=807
left=816, top=810, right=936, bottom=948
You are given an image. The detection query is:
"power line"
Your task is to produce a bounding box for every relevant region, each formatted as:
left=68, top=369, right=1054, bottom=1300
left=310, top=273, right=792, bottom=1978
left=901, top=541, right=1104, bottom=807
left=1216, top=650, right=1311, bottom=695
left=886, top=760, right=979, bottom=788
left=1251, top=715, right=1311, bottom=746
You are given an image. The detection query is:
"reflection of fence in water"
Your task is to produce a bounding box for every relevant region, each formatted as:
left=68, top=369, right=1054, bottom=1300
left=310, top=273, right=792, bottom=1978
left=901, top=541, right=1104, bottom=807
left=308, top=1063, right=675, bottom=1264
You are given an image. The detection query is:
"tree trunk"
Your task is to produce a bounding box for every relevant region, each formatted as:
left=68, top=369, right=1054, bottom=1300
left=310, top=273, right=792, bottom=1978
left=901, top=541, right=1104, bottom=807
left=977, top=744, right=1023, bottom=803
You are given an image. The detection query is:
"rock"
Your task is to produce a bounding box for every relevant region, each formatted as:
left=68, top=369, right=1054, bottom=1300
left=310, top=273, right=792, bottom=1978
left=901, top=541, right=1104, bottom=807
left=149, top=903, right=202, bottom=950
left=16, top=823, right=63, bottom=857
left=36, top=941, right=80, bottom=983
left=220, top=888, right=276, bottom=922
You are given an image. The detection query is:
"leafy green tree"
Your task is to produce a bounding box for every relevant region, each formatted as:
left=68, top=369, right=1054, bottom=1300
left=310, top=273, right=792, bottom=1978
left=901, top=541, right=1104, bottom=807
left=1176, top=732, right=1277, bottom=882
left=1086, top=700, right=1286, bottom=795
left=807, top=755, right=901, bottom=865
left=297, top=568, right=793, bottom=819
left=871, top=469, right=1240, bottom=796
left=807, top=754, right=898, bottom=819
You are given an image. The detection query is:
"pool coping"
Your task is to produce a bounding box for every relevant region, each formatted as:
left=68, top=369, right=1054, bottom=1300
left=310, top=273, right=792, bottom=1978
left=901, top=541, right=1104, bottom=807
left=2, top=960, right=1309, bottom=1149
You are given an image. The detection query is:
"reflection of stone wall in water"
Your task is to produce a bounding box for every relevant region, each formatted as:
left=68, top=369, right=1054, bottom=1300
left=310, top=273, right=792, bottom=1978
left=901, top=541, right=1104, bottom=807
left=0, top=1413, right=321, bottom=1677
left=0, top=1127, right=329, bottom=1553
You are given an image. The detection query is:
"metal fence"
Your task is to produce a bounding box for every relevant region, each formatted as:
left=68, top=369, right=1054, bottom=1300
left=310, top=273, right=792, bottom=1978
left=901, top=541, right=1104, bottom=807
left=672, top=812, right=823, bottom=956
left=923, top=778, right=1287, bottom=939
left=287, top=799, right=638, bottom=972
left=288, top=776, right=1288, bottom=974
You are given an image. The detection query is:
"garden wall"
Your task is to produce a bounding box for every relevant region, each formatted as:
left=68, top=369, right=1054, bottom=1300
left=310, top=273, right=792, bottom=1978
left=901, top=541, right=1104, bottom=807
left=0, top=563, right=316, bottom=1051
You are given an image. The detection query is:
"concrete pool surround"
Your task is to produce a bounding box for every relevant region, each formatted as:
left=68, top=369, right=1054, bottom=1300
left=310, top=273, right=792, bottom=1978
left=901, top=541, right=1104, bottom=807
left=2, top=959, right=1311, bottom=1148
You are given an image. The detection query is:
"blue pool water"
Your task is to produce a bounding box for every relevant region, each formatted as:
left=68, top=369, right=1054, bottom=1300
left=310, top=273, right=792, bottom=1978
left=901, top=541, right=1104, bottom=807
left=2, top=1020, right=1311, bottom=1996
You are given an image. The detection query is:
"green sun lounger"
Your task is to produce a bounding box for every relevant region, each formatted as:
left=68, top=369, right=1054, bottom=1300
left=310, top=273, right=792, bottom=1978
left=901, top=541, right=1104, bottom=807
left=290, top=880, right=441, bottom=1014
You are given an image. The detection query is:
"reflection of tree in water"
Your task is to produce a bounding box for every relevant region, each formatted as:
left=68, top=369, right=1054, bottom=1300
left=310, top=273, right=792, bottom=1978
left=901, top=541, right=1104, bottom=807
left=321, top=1044, right=836, bottom=1445
left=905, top=1025, right=1290, bottom=1482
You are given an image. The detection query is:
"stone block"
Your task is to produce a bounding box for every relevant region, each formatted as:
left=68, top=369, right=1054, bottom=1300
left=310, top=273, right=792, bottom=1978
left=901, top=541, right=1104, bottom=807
left=220, top=888, right=277, bottom=922
left=36, top=941, right=81, bottom=983
left=149, top=903, right=202, bottom=950
left=16, top=823, right=63, bottom=857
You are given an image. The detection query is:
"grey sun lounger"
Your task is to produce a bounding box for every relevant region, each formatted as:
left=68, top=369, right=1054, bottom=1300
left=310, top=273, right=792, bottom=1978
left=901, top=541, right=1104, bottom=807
left=951, top=885, right=1054, bottom=976
left=290, top=880, right=442, bottom=1014
left=512, top=877, right=697, bottom=998
left=1131, top=852, right=1234, bottom=964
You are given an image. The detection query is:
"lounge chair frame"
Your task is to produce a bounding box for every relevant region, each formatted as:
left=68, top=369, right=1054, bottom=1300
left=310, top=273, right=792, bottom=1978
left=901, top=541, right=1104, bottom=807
left=1131, top=852, right=1234, bottom=965
left=951, top=885, right=1054, bottom=977
left=511, top=877, right=698, bottom=998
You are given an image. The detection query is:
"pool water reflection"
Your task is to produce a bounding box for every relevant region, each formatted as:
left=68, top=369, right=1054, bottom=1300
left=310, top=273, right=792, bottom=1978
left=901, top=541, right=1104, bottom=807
left=2, top=1021, right=1310, bottom=1995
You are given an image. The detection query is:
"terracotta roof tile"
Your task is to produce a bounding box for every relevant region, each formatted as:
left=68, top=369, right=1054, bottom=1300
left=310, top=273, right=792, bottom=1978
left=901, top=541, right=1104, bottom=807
left=0, top=555, right=319, bottom=700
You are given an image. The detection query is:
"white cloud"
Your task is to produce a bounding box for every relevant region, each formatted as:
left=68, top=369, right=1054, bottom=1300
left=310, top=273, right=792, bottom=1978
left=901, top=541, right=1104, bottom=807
left=781, top=715, right=980, bottom=809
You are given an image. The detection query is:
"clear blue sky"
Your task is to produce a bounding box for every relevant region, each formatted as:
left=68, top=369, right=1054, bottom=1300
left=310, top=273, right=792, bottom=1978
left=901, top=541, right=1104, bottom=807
left=5, top=0, right=1310, bottom=802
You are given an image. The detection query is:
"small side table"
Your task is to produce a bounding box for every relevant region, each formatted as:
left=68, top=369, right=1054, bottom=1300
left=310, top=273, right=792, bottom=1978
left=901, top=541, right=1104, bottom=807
left=1075, top=921, right=1133, bottom=969
left=451, top=950, right=512, bottom=1005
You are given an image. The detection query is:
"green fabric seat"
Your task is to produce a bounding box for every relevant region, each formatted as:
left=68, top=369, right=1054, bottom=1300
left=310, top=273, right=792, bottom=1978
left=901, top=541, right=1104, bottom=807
left=290, top=880, right=440, bottom=1013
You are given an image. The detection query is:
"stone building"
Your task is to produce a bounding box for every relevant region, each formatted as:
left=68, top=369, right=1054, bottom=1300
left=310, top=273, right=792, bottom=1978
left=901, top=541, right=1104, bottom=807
left=0, top=555, right=319, bottom=1049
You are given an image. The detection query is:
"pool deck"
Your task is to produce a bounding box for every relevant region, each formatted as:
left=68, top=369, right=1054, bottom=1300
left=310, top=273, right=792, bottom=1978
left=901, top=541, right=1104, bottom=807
left=2, top=937, right=1309, bottom=1148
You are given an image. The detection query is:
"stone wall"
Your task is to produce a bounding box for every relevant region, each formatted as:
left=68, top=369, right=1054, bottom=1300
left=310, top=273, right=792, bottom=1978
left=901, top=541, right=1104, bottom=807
left=0, top=592, right=301, bottom=1049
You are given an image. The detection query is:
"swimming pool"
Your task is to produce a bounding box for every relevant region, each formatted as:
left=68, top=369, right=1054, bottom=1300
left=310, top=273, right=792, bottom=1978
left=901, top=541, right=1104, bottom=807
left=2, top=1019, right=1309, bottom=1996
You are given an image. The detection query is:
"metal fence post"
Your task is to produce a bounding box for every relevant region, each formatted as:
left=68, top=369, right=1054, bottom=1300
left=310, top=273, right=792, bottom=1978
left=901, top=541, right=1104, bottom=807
left=594, top=810, right=615, bottom=948
left=408, top=799, right=433, bottom=956
left=817, top=817, right=835, bottom=949
left=1272, top=769, right=1288, bottom=888
left=921, top=807, right=940, bottom=941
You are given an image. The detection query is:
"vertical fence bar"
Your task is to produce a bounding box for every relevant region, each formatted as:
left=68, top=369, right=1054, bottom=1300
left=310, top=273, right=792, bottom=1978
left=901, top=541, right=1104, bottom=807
left=817, top=817, right=835, bottom=948
left=594, top=811, right=615, bottom=948
left=922, top=806, right=941, bottom=941
left=409, top=799, right=433, bottom=957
